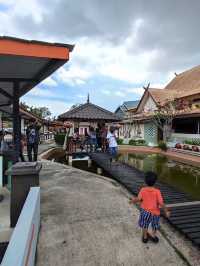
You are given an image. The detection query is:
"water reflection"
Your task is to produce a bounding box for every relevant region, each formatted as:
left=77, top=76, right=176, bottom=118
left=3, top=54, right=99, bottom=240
left=118, top=153, right=200, bottom=200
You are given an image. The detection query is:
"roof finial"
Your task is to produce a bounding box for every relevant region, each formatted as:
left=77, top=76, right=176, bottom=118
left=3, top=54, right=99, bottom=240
left=87, top=93, right=90, bottom=103
left=143, top=82, right=150, bottom=91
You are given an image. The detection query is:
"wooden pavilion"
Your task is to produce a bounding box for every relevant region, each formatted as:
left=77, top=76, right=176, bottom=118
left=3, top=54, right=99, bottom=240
left=58, top=96, right=120, bottom=135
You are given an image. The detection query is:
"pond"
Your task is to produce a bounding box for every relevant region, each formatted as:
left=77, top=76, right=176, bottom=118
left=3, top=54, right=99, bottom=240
left=50, top=149, right=200, bottom=201
left=117, top=152, right=200, bottom=201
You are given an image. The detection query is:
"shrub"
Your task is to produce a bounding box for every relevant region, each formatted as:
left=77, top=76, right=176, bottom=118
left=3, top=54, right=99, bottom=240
left=137, top=139, right=146, bottom=145
left=129, top=139, right=137, bottom=145
left=129, top=139, right=146, bottom=146
left=184, top=139, right=193, bottom=145
left=54, top=133, right=66, bottom=145
left=184, top=139, right=200, bottom=146
left=158, top=141, right=168, bottom=151
left=117, top=138, right=124, bottom=145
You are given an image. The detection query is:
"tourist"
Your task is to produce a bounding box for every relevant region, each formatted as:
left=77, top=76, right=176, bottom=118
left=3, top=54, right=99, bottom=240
left=0, top=131, right=9, bottom=151
left=26, top=119, right=41, bottom=161
left=89, top=127, right=97, bottom=152
left=106, top=127, right=118, bottom=157
left=129, top=171, right=170, bottom=243
left=100, top=125, right=108, bottom=152
left=19, top=134, right=26, bottom=162
left=96, top=127, right=101, bottom=149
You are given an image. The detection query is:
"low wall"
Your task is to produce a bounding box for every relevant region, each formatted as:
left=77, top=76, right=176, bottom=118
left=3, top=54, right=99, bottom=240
left=171, top=133, right=200, bottom=143
left=1, top=187, right=40, bottom=266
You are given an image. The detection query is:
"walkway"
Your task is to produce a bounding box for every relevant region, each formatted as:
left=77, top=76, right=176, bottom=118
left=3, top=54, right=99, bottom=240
left=36, top=160, right=187, bottom=266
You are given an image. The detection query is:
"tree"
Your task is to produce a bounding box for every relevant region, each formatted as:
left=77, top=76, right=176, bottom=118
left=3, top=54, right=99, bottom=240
left=152, top=98, right=191, bottom=142
left=30, top=106, right=51, bottom=119
left=20, top=102, right=51, bottom=119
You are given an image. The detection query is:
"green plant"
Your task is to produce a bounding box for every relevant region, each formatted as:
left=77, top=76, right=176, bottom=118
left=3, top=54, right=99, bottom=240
left=137, top=139, right=146, bottom=145
left=184, top=139, right=200, bottom=146
left=158, top=141, right=168, bottom=151
left=54, top=133, right=66, bottom=145
left=128, top=139, right=146, bottom=146
left=117, top=138, right=124, bottom=145
left=184, top=139, right=193, bottom=145
left=129, top=139, right=137, bottom=145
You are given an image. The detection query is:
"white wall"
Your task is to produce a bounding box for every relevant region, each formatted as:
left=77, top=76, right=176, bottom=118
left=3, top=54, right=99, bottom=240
left=143, top=96, right=157, bottom=112
left=171, top=133, right=200, bottom=142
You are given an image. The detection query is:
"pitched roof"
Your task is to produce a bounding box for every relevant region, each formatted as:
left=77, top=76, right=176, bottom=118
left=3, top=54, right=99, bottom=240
left=123, top=100, right=139, bottom=109
left=148, top=88, right=175, bottom=105
left=58, top=102, right=120, bottom=121
left=164, top=65, right=200, bottom=98
left=115, top=100, right=139, bottom=113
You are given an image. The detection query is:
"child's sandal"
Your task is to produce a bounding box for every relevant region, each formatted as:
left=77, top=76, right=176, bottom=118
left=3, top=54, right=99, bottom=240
left=142, top=236, right=148, bottom=243
left=147, top=233, right=159, bottom=243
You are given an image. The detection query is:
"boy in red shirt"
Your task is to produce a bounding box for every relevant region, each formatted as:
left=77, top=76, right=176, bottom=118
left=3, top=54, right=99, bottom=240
left=130, top=171, right=170, bottom=243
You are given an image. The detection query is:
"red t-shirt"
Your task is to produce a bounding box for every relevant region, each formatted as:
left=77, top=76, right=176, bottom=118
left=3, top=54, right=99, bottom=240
left=138, top=187, right=163, bottom=215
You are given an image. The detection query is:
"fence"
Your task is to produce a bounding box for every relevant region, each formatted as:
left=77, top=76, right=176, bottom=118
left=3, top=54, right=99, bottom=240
left=39, top=132, right=54, bottom=143
left=1, top=187, right=40, bottom=266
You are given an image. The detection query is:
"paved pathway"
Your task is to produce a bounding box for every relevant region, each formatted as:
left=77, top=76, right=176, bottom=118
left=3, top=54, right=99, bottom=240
left=36, top=160, right=187, bottom=266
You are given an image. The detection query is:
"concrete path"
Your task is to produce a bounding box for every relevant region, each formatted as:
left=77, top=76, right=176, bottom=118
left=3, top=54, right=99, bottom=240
left=36, top=160, right=187, bottom=266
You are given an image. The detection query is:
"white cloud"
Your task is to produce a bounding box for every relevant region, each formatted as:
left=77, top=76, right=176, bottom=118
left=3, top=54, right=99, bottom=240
left=101, top=89, right=111, bottom=95
left=22, top=96, right=72, bottom=117
left=57, top=65, right=92, bottom=86
left=42, top=77, right=57, bottom=87
left=124, top=87, right=145, bottom=95
left=115, top=91, right=126, bottom=97
left=28, top=87, right=56, bottom=97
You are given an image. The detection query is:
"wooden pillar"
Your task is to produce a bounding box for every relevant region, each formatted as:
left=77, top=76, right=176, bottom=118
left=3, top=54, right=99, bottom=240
left=197, top=120, right=200, bottom=135
left=13, top=82, right=20, bottom=162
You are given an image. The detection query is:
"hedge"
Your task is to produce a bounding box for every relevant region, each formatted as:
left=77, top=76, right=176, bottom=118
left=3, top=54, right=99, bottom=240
left=54, top=133, right=66, bottom=145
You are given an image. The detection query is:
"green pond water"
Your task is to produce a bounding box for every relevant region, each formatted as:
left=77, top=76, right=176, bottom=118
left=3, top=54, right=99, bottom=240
left=117, top=153, right=200, bottom=201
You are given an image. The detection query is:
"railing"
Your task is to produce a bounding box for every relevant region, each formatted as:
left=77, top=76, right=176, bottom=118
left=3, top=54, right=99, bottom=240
left=1, top=187, right=40, bottom=266
left=39, top=132, right=54, bottom=143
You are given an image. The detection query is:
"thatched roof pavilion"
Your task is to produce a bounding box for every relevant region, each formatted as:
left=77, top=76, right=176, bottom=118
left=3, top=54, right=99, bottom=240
left=58, top=97, right=120, bottom=123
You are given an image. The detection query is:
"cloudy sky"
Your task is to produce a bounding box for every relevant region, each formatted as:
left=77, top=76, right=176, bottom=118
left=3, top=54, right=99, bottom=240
left=0, top=0, right=200, bottom=117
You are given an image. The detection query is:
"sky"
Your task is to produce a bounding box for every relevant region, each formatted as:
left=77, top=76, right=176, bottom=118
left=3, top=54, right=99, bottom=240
left=0, top=0, right=200, bottom=117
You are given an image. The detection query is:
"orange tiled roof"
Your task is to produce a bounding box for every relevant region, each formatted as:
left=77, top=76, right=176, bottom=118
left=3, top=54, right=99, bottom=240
left=148, top=65, right=200, bottom=105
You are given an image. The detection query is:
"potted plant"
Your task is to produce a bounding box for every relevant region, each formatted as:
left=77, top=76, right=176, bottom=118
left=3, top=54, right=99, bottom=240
left=192, top=145, right=200, bottom=152
left=175, top=143, right=182, bottom=149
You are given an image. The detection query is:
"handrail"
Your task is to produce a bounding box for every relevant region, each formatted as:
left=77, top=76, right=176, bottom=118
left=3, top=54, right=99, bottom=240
left=1, top=187, right=40, bottom=266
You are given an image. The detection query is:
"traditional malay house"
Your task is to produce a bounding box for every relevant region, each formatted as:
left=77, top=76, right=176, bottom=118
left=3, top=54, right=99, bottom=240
left=58, top=96, right=120, bottom=135
left=115, top=100, right=140, bottom=140
left=125, top=65, right=200, bottom=146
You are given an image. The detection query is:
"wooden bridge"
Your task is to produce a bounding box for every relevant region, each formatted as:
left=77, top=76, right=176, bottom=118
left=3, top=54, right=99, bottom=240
left=90, top=152, right=200, bottom=248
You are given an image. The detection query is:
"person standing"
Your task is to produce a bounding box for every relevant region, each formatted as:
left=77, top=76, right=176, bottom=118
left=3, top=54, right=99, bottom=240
left=89, top=126, right=97, bottom=152
left=100, top=125, right=108, bottom=152
left=26, top=119, right=41, bottom=161
left=106, top=127, right=118, bottom=157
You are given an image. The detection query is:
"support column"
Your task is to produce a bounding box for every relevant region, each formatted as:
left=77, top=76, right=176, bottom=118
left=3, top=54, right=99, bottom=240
left=13, top=82, right=20, bottom=162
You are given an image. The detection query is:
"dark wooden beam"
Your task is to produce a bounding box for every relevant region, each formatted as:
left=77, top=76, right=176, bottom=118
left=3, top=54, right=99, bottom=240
left=0, top=78, right=38, bottom=82
left=0, top=102, right=11, bottom=107
left=13, top=82, right=20, bottom=162
left=0, top=87, right=13, bottom=99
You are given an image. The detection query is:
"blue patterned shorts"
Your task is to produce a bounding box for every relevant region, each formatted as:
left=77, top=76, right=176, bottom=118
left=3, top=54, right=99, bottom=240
left=138, top=208, right=160, bottom=230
